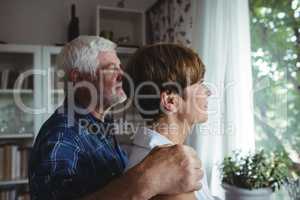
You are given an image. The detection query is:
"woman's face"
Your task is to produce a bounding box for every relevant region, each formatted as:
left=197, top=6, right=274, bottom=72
left=177, top=81, right=211, bottom=125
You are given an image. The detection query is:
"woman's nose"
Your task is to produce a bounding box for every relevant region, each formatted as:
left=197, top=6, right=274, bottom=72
left=202, top=83, right=211, bottom=97
left=206, top=88, right=212, bottom=97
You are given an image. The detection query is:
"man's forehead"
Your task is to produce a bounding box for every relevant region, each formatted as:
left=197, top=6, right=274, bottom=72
left=98, top=51, right=120, bottom=66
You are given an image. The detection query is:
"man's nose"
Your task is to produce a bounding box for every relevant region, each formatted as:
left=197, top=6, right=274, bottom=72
left=116, top=68, right=124, bottom=82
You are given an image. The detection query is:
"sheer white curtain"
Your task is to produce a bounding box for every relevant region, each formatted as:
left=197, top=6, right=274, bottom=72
left=187, top=0, right=255, bottom=198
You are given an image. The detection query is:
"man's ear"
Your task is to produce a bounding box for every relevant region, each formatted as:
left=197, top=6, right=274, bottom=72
left=160, top=91, right=179, bottom=113
left=68, top=68, right=80, bottom=83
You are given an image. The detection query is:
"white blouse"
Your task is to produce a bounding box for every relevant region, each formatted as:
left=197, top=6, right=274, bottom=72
left=125, top=127, right=215, bottom=200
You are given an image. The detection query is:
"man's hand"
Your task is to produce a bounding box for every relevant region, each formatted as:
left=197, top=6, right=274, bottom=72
left=150, top=192, right=197, bottom=200
left=137, top=144, right=203, bottom=198
left=81, top=144, right=202, bottom=200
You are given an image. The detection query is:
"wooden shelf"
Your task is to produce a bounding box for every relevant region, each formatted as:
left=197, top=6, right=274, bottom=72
left=0, top=133, right=34, bottom=140
left=0, top=179, right=28, bottom=189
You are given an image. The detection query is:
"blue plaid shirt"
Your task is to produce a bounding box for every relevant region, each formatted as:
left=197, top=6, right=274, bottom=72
left=29, top=103, right=128, bottom=200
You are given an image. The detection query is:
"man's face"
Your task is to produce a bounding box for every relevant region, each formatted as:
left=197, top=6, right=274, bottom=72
left=96, top=51, right=127, bottom=109
left=178, top=81, right=210, bottom=124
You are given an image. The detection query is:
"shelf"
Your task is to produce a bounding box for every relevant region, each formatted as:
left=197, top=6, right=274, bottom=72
left=51, top=89, right=64, bottom=95
left=97, top=6, right=145, bottom=47
left=98, top=6, right=144, bottom=14
left=0, top=179, right=28, bottom=189
left=116, top=46, right=138, bottom=54
left=0, top=44, right=40, bottom=53
left=0, top=89, right=33, bottom=94
left=0, top=133, right=34, bottom=140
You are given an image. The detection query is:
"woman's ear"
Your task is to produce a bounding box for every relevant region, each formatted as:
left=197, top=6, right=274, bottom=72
left=160, top=91, right=180, bottom=114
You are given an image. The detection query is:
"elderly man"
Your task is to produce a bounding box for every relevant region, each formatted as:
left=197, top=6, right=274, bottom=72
left=28, top=36, right=203, bottom=200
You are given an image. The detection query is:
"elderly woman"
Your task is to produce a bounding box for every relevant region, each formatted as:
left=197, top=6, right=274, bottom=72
left=124, top=43, right=215, bottom=200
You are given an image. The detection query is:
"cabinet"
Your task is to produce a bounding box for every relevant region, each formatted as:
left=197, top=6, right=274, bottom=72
left=0, top=44, right=42, bottom=200
left=96, top=6, right=145, bottom=47
left=0, top=44, right=42, bottom=137
left=0, top=45, right=64, bottom=199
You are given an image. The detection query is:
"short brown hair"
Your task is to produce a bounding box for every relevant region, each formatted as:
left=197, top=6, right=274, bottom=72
left=124, top=43, right=205, bottom=122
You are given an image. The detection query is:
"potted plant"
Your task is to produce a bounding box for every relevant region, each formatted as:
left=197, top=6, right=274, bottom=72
left=286, top=160, right=300, bottom=200
left=220, top=150, right=293, bottom=200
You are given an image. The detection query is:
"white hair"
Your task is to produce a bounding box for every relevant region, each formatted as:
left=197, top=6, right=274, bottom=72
left=57, top=35, right=117, bottom=76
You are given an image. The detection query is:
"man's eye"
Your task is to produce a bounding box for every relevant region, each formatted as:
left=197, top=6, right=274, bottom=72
left=105, top=64, right=118, bottom=71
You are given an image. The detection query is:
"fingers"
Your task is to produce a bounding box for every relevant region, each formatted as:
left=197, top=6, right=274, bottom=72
left=188, top=168, right=204, bottom=192
left=182, top=145, right=197, bottom=155
left=181, top=145, right=204, bottom=192
left=193, top=182, right=202, bottom=191
left=189, top=152, right=201, bottom=167
left=158, top=144, right=175, bottom=148
left=195, top=168, right=204, bottom=181
left=151, top=144, right=175, bottom=152
left=182, top=145, right=202, bottom=169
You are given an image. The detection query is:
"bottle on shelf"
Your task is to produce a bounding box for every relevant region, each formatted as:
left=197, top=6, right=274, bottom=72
left=67, top=4, right=80, bottom=42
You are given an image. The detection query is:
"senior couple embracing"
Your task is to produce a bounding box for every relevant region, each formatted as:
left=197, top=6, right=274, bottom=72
left=29, top=36, right=216, bottom=200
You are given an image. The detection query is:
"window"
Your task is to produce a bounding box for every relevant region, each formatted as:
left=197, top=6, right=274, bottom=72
left=250, top=0, right=300, bottom=198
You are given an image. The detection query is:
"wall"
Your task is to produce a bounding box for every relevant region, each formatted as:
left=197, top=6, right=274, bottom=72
left=0, top=0, right=156, bottom=45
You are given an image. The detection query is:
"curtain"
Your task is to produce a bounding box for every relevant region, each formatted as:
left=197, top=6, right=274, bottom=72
left=187, top=0, right=255, bottom=198
left=146, top=0, right=193, bottom=47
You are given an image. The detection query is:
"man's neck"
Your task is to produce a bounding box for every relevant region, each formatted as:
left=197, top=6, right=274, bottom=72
left=76, top=100, right=107, bottom=122
left=90, top=110, right=106, bottom=121
left=74, top=91, right=109, bottom=122
left=153, top=117, right=192, bottom=144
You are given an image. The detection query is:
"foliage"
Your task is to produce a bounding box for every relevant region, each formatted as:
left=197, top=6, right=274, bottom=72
left=250, top=0, right=300, bottom=154
left=220, top=150, right=293, bottom=191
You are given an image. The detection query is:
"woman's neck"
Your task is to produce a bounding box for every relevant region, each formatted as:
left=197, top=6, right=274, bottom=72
left=153, top=116, right=192, bottom=144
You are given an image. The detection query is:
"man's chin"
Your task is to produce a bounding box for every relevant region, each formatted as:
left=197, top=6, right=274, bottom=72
left=118, top=94, right=127, bottom=104
left=109, top=94, right=127, bottom=108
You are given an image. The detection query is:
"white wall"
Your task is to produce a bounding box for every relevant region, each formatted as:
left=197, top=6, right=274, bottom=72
left=0, top=0, right=156, bottom=45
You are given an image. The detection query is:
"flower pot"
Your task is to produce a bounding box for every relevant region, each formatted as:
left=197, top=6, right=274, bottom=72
left=222, top=183, right=273, bottom=200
